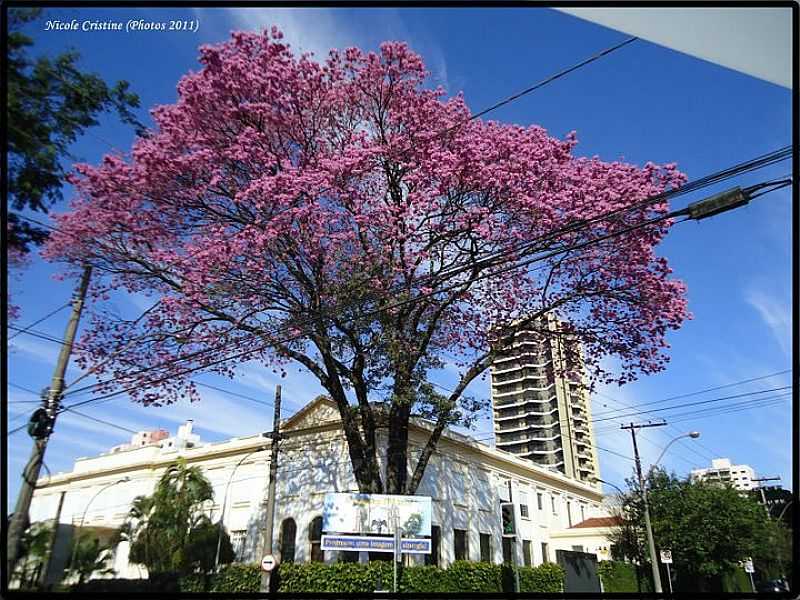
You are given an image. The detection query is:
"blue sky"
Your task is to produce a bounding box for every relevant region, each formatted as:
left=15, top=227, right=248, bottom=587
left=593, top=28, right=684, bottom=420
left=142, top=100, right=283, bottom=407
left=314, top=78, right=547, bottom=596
left=6, top=7, right=793, bottom=505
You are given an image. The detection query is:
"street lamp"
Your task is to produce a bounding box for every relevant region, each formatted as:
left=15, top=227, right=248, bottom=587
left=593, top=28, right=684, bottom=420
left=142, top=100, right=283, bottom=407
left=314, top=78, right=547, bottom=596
left=589, top=476, right=625, bottom=496
left=214, top=443, right=268, bottom=570
left=650, top=432, right=700, bottom=476
left=641, top=431, right=701, bottom=594
left=68, top=477, right=130, bottom=579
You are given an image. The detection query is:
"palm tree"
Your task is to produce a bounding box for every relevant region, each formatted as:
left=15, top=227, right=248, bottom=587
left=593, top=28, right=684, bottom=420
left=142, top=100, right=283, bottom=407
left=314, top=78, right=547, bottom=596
left=64, top=533, right=116, bottom=587
left=123, top=459, right=234, bottom=576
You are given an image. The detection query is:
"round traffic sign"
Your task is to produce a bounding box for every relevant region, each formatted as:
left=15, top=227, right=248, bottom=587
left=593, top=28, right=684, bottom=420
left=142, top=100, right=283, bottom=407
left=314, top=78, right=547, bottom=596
left=261, top=554, right=277, bottom=572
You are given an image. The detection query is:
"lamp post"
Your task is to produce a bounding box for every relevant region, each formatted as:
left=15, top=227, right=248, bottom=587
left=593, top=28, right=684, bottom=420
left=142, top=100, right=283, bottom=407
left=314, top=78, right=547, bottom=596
left=214, top=443, right=268, bottom=570
left=68, top=477, right=129, bottom=579
left=590, top=476, right=625, bottom=496
left=644, top=431, right=700, bottom=594
left=649, top=432, right=700, bottom=477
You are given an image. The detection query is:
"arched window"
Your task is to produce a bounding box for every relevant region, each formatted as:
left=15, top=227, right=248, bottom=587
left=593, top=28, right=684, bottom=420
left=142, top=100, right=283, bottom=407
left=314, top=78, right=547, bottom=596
left=309, top=516, right=324, bottom=562
left=279, top=518, right=296, bottom=563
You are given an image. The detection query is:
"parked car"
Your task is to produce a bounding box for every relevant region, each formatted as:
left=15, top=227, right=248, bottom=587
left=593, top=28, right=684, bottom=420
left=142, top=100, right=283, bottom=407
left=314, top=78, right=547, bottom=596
left=755, top=579, right=789, bottom=593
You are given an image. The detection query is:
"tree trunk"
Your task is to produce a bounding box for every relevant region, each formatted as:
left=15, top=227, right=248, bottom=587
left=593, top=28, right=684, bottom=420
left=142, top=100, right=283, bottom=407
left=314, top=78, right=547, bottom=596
left=385, top=402, right=411, bottom=494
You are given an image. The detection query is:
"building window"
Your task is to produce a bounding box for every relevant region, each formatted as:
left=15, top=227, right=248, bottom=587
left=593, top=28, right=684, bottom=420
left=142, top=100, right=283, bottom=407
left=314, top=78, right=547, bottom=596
left=522, top=540, right=532, bottom=566
left=280, top=518, right=296, bottom=563
left=551, top=496, right=558, bottom=515
left=572, top=545, right=584, bottom=552
left=425, top=525, right=441, bottom=566
left=580, top=504, right=585, bottom=522
left=479, top=533, right=492, bottom=562
left=567, top=501, right=572, bottom=527
left=519, top=492, right=530, bottom=519
left=230, top=530, right=247, bottom=561
left=453, top=529, right=468, bottom=561
left=537, top=493, right=543, bottom=511
left=541, top=542, right=549, bottom=563
left=309, top=516, right=324, bottom=562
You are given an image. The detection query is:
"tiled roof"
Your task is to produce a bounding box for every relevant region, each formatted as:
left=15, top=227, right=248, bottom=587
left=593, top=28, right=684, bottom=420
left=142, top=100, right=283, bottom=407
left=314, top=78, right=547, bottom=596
left=570, top=516, right=622, bottom=529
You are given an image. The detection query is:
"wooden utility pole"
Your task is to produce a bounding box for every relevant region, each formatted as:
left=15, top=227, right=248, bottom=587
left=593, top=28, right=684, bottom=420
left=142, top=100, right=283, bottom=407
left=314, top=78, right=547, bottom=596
left=621, top=421, right=667, bottom=594
left=259, top=385, right=282, bottom=592
left=7, top=266, right=92, bottom=577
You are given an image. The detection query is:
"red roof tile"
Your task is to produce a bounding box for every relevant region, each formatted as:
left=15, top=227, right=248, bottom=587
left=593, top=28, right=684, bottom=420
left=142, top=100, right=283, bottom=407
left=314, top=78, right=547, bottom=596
left=570, top=516, right=622, bottom=529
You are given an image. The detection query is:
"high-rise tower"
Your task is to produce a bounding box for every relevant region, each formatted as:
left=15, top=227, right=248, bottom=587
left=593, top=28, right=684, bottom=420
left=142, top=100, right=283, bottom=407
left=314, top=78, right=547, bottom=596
left=490, top=316, right=599, bottom=484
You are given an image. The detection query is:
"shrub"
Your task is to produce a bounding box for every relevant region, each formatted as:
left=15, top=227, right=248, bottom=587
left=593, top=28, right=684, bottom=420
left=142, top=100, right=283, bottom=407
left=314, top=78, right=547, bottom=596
left=397, top=565, right=447, bottom=593
left=209, top=563, right=262, bottom=592
left=178, top=573, right=207, bottom=592
left=598, top=560, right=638, bottom=592
left=518, top=562, right=565, bottom=593
left=278, top=561, right=393, bottom=593
left=276, top=560, right=562, bottom=593
left=445, top=561, right=502, bottom=592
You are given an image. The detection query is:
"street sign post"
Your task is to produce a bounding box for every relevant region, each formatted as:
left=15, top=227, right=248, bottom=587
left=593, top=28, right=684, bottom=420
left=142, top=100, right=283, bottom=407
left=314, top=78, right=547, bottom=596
left=260, top=555, right=277, bottom=572
left=743, top=558, right=755, bottom=592
left=660, top=550, right=673, bottom=593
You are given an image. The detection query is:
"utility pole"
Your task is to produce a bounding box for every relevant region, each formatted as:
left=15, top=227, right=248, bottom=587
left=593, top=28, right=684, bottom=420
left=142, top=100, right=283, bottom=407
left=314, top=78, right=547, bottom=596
left=621, top=421, right=667, bottom=594
left=7, top=266, right=92, bottom=577
left=752, top=476, right=781, bottom=519
left=37, top=491, right=65, bottom=590
left=259, top=385, right=282, bottom=593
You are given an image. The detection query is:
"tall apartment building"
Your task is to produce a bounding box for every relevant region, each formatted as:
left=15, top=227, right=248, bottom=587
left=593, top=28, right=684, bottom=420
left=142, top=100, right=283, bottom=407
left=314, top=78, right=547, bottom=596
left=490, top=316, right=599, bottom=485
left=690, top=458, right=758, bottom=491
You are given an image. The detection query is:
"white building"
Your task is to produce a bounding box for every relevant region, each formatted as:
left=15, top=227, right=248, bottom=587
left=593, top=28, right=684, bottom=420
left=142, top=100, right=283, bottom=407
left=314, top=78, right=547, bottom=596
left=690, top=458, right=757, bottom=491
left=25, top=396, right=611, bottom=586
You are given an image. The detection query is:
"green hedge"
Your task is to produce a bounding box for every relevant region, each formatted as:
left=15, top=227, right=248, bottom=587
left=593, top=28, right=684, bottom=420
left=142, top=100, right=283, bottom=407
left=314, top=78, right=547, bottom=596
left=598, top=560, right=638, bottom=592
left=209, top=563, right=262, bottom=592
left=518, top=562, right=565, bottom=592
left=73, top=561, right=565, bottom=593
left=278, top=561, right=563, bottom=593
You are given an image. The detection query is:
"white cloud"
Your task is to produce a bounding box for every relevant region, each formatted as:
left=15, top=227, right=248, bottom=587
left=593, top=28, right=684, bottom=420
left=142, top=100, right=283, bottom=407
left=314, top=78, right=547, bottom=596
left=744, top=287, right=791, bottom=357
left=191, top=7, right=358, bottom=59
left=7, top=335, right=59, bottom=365
left=190, top=7, right=452, bottom=92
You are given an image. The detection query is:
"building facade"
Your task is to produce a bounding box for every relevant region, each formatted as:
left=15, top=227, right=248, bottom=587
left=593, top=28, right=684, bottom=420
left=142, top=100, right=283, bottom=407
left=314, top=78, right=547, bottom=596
left=690, top=458, right=757, bottom=491
left=490, top=316, right=600, bottom=485
left=25, top=397, right=609, bottom=585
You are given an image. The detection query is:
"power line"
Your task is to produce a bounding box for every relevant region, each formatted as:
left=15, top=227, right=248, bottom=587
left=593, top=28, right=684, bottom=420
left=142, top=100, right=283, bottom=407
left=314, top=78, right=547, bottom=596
left=59, top=407, right=139, bottom=435
left=589, top=389, right=711, bottom=466
left=8, top=303, right=71, bottom=341
left=16, top=313, right=789, bottom=456
left=17, top=151, right=793, bottom=409
left=591, top=385, right=791, bottom=424
left=592, top=369, right=792, bottom=418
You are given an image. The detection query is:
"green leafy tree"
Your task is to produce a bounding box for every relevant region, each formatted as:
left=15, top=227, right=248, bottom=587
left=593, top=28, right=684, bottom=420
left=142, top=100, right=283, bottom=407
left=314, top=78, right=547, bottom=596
left=7, top=7, right=142, bottom=252
left=64, top=533, right=116, bottom=587
left=610, top=469, right=791, bottom=587
left=13, top=522, right=52, bottom=589
left=121, top=459, right=234, bottom=575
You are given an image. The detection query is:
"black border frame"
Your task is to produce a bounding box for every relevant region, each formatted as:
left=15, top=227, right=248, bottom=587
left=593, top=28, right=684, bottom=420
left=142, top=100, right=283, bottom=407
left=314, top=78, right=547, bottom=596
left=1, top=1, right=797, bottom=598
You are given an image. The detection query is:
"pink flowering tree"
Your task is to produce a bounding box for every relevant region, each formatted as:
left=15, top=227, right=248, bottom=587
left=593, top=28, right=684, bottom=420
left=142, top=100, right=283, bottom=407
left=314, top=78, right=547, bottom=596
left=45, top=29, right=689, bottom=494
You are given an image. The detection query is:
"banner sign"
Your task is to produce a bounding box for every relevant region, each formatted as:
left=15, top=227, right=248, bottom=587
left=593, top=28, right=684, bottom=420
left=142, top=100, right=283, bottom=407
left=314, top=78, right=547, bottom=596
left=323, top=493, right=432, bottom=537
left=321, top=535, right=432, bottom=554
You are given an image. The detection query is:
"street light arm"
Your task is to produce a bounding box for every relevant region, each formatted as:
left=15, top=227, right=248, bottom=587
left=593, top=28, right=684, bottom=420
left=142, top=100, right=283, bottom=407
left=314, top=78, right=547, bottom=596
left=648, top=432, right=700, bottom=480
left=215, top=446, right=267, bottom=570
left=70, top=477, right=129, bottom=573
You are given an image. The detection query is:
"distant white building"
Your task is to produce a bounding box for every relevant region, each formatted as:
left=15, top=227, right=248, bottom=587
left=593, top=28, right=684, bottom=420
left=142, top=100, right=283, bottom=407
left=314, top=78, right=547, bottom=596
left=690, top=458, right=757, bottom=491
left=24, top=396, right=611, bottom=587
